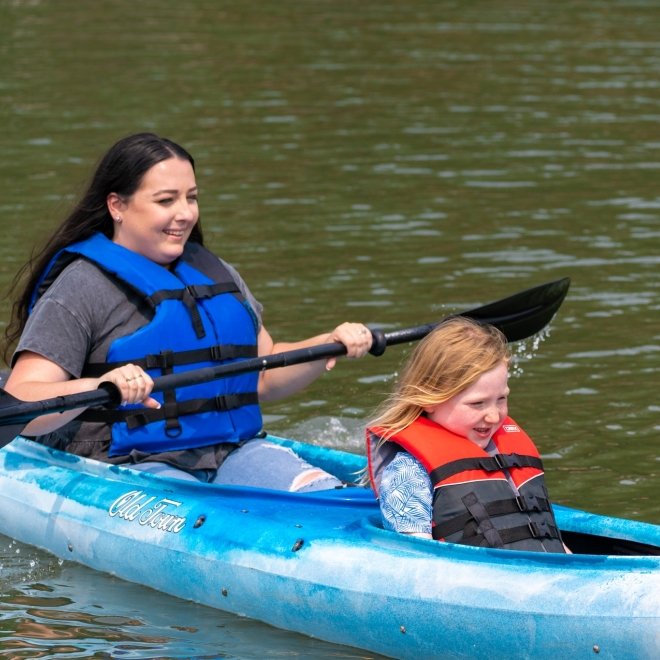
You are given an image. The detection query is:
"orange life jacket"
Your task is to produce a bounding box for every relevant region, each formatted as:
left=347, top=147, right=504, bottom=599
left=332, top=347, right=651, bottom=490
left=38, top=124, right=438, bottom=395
left=367, top=416, right=566, bottom=552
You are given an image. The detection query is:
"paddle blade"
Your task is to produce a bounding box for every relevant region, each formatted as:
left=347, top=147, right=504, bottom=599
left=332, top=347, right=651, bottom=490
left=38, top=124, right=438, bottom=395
left=380, top=277, right=571, bottom=349
left=0, top=388, right=33, bottom=447
left=462, top=276, right=570, bottom=342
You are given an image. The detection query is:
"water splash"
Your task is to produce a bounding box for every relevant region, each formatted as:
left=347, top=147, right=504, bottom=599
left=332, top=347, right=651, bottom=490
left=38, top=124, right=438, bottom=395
left=510, top=326, right=553, bottom=378
left=285, top=415, right=365, bottom=452
left=0, top=536, right=58, bottom=587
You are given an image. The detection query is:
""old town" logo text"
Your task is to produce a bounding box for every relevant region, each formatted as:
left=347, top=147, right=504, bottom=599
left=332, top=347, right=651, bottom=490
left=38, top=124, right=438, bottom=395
left=108, top=490, right=187, bottom=533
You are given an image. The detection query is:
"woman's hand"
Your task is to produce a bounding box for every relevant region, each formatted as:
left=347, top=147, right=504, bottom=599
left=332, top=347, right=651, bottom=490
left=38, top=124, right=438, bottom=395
left=98, top=364, right=160, bottom=408
left=325, top=322, right=373, bottom=370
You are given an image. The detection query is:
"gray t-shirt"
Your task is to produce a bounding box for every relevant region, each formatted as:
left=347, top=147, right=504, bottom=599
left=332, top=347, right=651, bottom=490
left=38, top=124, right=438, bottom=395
left=16, top=255, right=263, bottom=470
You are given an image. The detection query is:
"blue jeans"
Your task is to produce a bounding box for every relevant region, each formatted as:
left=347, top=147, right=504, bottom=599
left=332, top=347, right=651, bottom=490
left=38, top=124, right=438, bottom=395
left=130, top=438, right=342, bottom=492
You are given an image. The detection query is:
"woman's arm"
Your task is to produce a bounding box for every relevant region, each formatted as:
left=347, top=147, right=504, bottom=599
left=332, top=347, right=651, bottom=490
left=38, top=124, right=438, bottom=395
left=257, top=323, right=372, bottom=402
left=4, top=351, right=159, bottom=436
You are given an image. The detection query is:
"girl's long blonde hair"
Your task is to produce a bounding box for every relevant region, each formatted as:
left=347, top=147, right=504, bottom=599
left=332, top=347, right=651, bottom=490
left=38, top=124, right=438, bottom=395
left=369, top=317, right=510, bottom=439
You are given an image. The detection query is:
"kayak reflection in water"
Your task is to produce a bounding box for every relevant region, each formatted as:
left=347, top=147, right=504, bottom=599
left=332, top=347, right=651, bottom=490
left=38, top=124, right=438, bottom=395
left=2, top=132, right=372, bottom=492
left=366, top=317, right=571, bottom=553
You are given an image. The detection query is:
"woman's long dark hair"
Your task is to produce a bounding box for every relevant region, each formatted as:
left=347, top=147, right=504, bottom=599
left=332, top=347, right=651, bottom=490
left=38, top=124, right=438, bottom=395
left=2, top=133, right=204, bottom=364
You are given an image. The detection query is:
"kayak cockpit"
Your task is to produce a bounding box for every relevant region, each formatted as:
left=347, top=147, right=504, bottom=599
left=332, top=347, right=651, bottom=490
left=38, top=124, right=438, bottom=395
left=562, top=529, right=660, bottom=556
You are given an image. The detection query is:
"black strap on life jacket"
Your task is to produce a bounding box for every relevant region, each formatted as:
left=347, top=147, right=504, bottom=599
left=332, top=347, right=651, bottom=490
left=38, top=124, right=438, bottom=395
left=82, top=344, right=258, bottom=378
left=148, top=281, right=241, bottom=339
left=78, top=392, right=259, bottom=436
left=460, top=492, right=506, bottom=547
left=429, top=452, right=544, bottom=486
left=432, top=491, right=561, bottom=548
left=433, top=492, right=552, bottom=539
left=460, top=519, right=562, bottom=548
left=158, top=351, right=180, bottom=436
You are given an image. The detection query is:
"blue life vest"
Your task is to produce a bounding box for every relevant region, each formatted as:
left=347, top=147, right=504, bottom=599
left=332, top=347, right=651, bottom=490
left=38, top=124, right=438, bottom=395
left=31, top=232, right=262, bottom=457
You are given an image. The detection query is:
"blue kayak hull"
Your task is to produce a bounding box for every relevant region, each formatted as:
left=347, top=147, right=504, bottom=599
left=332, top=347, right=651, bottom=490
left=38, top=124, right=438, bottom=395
left=0, top=436, right=658, bottom=659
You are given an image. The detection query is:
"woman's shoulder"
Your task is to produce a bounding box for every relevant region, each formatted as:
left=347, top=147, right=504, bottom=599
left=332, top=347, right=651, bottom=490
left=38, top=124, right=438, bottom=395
left=49, top=257, right=119, bottom=286
left=214, top=255, right=264, bottom=324
left=32, top=257, right=141, bottom=337
left=41, top=258, right=129, bottom=306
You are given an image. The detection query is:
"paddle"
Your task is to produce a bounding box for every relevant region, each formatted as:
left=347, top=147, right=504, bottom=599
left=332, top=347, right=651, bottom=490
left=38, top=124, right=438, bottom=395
left=0, top=277, right=570, bottom=446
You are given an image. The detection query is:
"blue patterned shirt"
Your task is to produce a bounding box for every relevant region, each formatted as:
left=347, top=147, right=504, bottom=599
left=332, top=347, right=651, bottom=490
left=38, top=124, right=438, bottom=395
left=379, top=452, right=433, bottom=534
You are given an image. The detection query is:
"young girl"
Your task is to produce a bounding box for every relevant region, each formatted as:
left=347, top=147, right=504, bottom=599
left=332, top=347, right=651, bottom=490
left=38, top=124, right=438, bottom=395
left=366, top=317, right=568, bottom=553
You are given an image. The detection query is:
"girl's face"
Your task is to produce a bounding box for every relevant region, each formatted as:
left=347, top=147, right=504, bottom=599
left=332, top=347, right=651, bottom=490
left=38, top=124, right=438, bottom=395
left=425, top=361, right=509, bottom=448
left=108, top=157, right=199, bottom=265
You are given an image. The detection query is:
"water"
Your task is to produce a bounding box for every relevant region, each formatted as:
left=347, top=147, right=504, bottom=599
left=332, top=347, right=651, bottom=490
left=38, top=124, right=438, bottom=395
left=0, top=539, right=378, bottom=659
left=0, top=0, right=658, bottom=656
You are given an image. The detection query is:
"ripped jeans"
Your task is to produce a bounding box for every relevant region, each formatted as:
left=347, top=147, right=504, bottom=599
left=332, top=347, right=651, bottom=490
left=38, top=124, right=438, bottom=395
left=130, top=438, right=343, bottom=493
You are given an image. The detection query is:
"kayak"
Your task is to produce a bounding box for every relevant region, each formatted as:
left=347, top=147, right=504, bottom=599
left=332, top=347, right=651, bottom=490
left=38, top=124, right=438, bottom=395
left=0, top=434, right=658, bottom=659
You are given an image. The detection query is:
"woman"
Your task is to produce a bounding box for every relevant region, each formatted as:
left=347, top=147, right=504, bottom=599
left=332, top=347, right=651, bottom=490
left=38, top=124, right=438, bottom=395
left=366, top=317, right=569, bottom=552
left=3, top=132, right=372, bottom=492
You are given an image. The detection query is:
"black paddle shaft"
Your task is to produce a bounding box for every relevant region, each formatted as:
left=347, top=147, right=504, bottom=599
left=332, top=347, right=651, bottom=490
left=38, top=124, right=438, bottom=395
left=0, top=277, right=570, bottom=445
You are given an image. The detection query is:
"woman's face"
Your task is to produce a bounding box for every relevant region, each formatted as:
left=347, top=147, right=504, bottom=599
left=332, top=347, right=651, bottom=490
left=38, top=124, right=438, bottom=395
left=425, top=361, right=510, bottom=448
left=108, top=157, right=199, bottom=265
